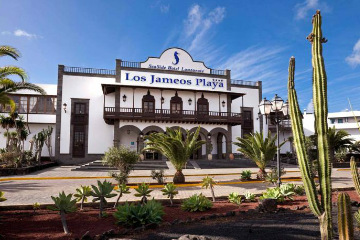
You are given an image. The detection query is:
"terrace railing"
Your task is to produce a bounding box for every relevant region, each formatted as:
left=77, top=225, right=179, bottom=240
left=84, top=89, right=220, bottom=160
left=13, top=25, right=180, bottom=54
left=64, top=66, right=116, bottom=75
left=104, top=107, right=242, bottom=125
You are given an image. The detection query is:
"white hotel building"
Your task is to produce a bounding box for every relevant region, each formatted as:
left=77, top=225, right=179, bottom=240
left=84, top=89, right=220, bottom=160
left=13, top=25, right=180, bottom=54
left=0, top=48, right=263, bottom=164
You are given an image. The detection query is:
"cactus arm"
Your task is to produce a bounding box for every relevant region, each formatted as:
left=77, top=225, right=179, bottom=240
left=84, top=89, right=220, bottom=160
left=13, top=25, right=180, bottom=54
left=350, top=156, right=360, bottom=196
left=337, top=193, right=354, bottom=240
left=288, top=56, right=322, bottom=217
left=310, top=11, right=332, bottom=237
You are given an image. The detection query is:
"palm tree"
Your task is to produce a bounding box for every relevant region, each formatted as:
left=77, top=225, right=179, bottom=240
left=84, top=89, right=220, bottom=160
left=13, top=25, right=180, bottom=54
left=143, top=126, right=205, bottom=183
left=328, top=126, right=354, bottom=163
left=0, top=45, right=45, bottom=111
left=233, top=131, right=282, bottom=179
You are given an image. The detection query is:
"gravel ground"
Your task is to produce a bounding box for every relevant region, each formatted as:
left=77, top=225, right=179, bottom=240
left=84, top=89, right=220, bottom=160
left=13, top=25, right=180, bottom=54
left=133, top=209, right=360, bottom=240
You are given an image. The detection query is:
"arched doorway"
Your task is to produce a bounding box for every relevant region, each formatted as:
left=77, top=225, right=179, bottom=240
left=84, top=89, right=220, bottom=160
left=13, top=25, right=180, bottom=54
left=142, top=126, right=164, bottom=160
left=209, top=127, right=231, bottom=160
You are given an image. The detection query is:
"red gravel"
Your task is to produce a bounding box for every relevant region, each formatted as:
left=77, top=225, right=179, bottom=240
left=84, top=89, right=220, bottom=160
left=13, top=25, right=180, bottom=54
left=1, top=190, right=359, bottom=240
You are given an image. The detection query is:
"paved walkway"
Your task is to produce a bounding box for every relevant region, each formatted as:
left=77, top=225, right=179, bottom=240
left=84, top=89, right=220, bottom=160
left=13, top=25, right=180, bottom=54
left=0, top=166, right=355, bottom=206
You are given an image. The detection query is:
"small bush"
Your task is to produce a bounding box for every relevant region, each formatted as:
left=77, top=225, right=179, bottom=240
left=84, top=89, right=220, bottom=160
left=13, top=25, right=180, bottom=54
left=265, top=167, right=286, bottom=185
left=151, top=169, right=166, bottom=184
left=228, top=192, right=242, bottom=206
left=244, top=191, right=256, bottom=202
left=260, top=184, right=296, bottom=203
left=135, top=183, right=152, bottom=205
left=240, top=170, right=252, bottom=181
left=294, top=185, right=305, bottom=196
left=114, top=199, right=164, bottom=228
left=181, top=194, right=213, bottom=212
left=33, top=202, right=41, bottom=213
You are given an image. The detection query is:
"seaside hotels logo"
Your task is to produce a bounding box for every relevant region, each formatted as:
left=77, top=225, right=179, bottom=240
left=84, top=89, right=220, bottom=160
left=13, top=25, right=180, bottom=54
left=172, top=51, right=180, bottom=65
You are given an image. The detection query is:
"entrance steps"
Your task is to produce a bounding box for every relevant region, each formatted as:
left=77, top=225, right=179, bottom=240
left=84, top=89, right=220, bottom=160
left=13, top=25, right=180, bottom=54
left=72, top=159, right=169, bottom=171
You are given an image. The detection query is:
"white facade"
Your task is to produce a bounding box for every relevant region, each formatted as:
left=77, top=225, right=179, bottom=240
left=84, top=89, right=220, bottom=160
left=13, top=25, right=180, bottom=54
left=53, top=48, right=262, bottom=164
left=0, top=84, right=57, bottom=157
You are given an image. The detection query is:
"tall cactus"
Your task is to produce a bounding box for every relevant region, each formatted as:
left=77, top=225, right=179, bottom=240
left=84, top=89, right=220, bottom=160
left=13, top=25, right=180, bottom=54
left=288, top=10, right=332, bottom=239
left=337, top=193, right=354, bottom=240
left=350, top=156, right=360, bottom=196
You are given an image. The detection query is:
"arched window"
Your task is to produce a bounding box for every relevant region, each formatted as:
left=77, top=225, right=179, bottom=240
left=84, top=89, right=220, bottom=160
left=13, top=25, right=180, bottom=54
left=197, top=93, right=209, bottom=115
left=170, top=92, right=182, bottom=115
left=142, top=90, right=155, bottom=114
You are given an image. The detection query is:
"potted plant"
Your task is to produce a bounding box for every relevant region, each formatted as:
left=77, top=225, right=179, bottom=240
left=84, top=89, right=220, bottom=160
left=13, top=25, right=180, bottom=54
left=229, top=153, right=235, bottom=160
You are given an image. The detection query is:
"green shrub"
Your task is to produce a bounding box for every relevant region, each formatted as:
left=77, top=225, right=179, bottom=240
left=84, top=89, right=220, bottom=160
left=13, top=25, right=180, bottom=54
left=114, top=199, right=164, bottom=228
left=265, top=167, right=286, bottom=185
left=260, top=188, right=284, bottom=202
left=260, top=184, right=296, bottom=203
left=48, top=191, right=77, bottom=234
left=91, top=180, right=117, bottom=218
left=244, top=191, right=256, bottom=202
left=33, top=202, right=40, bottom=213
left=74, top=185, right=92, bottom=210
left=294, top=185, right=305, bottom=196
left=228, top=192, right=242, bottom=206
left=161, top=183, right=178, bottom=206
left=240, top=170, right=252, bottom=181
left=181, top=194, right=213, bottom=212
left=151, top=169, right=166, bottom=184
left=135, top=182, right=152, bottom=205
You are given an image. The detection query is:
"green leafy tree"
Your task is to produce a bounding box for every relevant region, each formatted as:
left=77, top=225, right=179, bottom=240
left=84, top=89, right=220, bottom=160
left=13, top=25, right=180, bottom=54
left=74, top=185, right=92, bottom=210
left=0, top=45, right=45, bottom=112
left=102, top=146, right=139, bottom=184
left=201, top=176, right=217, bottom=202
left=48, top=191, right=77, bottom=234
left=91, top=180, right=117, bottom=218
left=113, top=183, right=130, bottom=208
left=143, top=126, right=205, bottom=183
left=161, top=183, right=178, bottom=206
left=134, top=182, right=152, bottom=205
left=233, top=131, right=283, bottom=179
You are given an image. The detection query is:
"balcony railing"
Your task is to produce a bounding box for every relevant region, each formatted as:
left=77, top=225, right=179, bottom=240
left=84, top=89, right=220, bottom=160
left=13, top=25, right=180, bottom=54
left=64, top=66, right=116, bottom=75
left=231, top=80, right=259, bottom=86
left=104, top=107, right=242, bottom=125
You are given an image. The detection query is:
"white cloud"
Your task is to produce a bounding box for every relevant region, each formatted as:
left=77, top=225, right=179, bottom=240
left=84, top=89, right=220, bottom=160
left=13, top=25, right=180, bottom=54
left=182, top=5, right=226, bottom=62
left=1, top=29, right=41, bottom=39
left=294, top=0, right=329, bottom=20
left=346, top=39, right=360, bottom=67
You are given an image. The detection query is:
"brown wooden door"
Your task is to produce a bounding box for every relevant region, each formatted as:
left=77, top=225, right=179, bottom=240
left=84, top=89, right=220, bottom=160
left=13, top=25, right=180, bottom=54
left=72, top=125, right=85, bottom=157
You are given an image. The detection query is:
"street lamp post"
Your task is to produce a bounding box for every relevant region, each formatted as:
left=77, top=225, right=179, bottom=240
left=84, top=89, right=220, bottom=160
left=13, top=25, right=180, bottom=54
left=259, top=94, right=289, bottom=187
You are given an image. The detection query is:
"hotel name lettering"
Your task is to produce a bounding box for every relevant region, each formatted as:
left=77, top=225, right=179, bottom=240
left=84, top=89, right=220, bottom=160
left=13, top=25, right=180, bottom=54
left=123, top=71, right=225, bottom=91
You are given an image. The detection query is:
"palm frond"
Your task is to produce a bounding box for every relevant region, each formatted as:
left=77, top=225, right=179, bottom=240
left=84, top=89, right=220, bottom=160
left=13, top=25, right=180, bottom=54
left=0, top=46, right=21, bottom=60
left=3, top=82, right=46, bottom=95
left=0, top=66, right=27, bottom=82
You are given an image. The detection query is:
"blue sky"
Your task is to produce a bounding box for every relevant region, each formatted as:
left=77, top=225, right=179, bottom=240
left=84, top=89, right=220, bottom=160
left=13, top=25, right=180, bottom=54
left=1, top=0, right=360, bottom=112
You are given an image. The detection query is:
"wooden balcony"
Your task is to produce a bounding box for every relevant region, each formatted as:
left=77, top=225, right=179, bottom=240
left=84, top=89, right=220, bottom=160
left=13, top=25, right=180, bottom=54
left=103, top=107, right=242, bottom=125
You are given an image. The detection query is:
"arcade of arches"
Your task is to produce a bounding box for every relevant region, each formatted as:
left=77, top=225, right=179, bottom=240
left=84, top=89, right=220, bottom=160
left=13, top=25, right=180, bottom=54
left=114, top=125, right=232, bottom=160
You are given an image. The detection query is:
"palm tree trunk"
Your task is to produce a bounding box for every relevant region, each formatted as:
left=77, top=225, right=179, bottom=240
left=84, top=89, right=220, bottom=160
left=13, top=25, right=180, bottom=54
left=329, top=148, right=335, bottom=164
left=80, top=196, right=84, bottom=210
left=257, top=169, right=267, bottom=180
left=114, top=192, right=122, bottom=208
left=170, top=197, right=173, bottom=206
left=210, top=186, right=216, bottom=202
left=173, top=170, right=185, bottom=183
left=60, top=211, right=69, bottom=234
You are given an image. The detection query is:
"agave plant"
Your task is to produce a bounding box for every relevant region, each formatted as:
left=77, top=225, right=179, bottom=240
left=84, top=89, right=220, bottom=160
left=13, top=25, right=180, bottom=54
left=135, top=183, right=152, bottom=205
left=74, top=185, right=92, bottom=210
left=113, top=183, right=130, bottom=208
left=91, top=180, right=117, bottom=218
left=228, top=192, right=242, bottom=206
left=233, top=131, right=283, bottom=179
left=201, top=176, right=217, bottom=202
left=48, top=191, right=77, bottom=234
left=161, top=183, right=178, bottom=206
left=244, top=191, right=256, bottom=202
left=143, top=126, right=205, bottom=183
left=0, top=191, right=6, bottom=202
